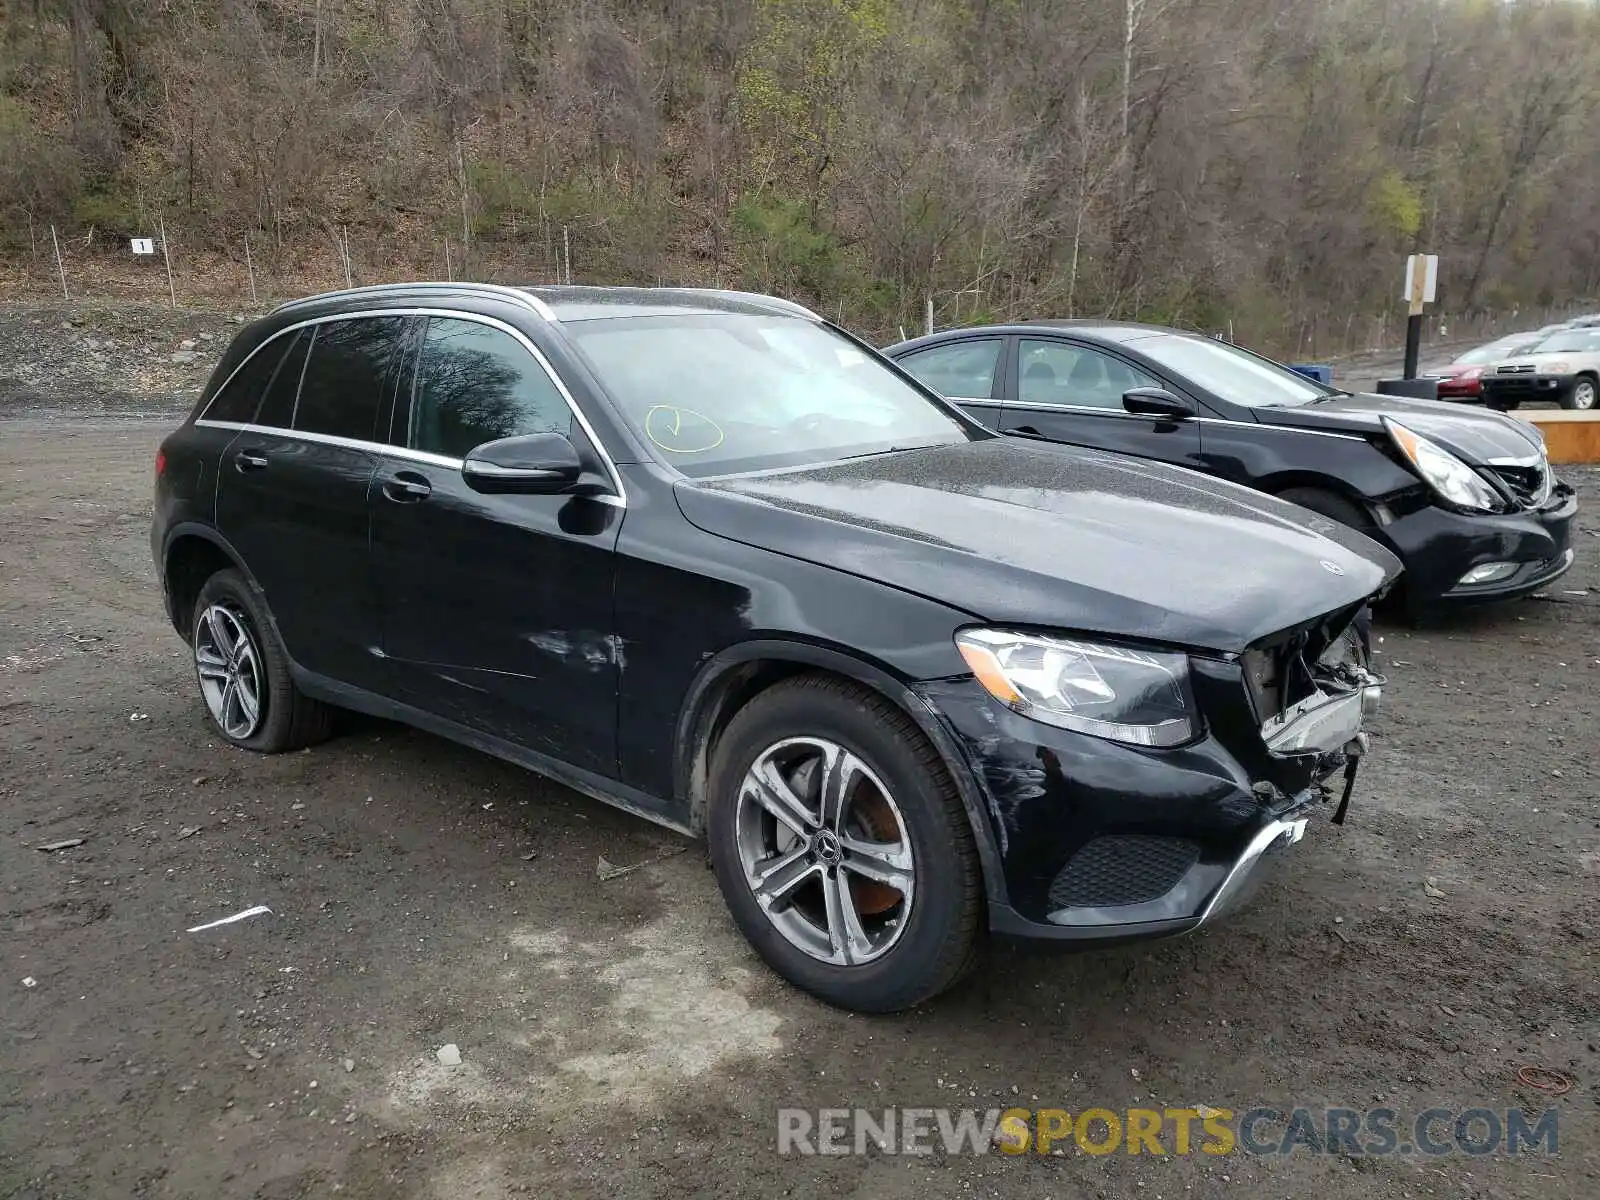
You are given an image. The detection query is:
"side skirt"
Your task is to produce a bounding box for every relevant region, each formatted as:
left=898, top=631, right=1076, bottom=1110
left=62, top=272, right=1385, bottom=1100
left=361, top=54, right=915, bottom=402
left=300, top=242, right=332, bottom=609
left=292, top=666, right=693, bottom=838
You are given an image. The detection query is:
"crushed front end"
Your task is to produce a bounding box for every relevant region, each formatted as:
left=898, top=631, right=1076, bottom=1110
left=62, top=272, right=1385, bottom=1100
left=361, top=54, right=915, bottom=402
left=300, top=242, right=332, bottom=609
left=914, top=602, right=1384, bottom=945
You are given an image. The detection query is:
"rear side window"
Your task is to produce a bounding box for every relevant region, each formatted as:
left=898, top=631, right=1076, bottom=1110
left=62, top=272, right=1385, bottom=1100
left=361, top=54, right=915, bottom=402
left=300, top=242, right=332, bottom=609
left=293, top=317, right=407, bottom=441
left=407, top=317, right=572, bottom=458
left=202, top=335, right=293, bottom=423
left=898, top=339, right=1003, bottom=398
left=255, top=330, right=311, bottom=429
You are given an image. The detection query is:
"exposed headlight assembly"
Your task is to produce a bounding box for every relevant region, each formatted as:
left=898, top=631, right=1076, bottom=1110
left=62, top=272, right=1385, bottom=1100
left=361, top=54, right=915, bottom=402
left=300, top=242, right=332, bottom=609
left=1383, top=418, right=1502, bottom=513
left=955, top=629, right=1197, bottom=747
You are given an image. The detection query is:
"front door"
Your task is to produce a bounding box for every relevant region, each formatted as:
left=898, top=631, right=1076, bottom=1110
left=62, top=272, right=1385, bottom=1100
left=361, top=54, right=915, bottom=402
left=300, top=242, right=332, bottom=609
left=370, top=314, right=623, bottom=775
left=1000, top=337, right=1202, bottom=469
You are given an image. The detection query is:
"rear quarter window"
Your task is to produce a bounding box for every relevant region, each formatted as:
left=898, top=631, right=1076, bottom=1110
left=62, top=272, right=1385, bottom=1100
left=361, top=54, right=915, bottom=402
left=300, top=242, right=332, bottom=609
left=201, top=335, right=294, bottom=423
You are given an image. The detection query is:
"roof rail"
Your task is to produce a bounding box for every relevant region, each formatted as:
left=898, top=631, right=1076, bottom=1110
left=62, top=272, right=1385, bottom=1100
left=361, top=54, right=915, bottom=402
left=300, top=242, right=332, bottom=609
left=668, top=288, right=823, bottom=322
left=270, top=281, right=553, bottom=320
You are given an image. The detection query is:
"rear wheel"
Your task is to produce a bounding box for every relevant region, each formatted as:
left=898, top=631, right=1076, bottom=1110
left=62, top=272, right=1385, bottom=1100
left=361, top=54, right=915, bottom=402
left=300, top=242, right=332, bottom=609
left=707, top=675, right=983, bottom=1012
left=1562, top=376, right=1597, bottom=411
left=191, top=569, right=334, bottom=752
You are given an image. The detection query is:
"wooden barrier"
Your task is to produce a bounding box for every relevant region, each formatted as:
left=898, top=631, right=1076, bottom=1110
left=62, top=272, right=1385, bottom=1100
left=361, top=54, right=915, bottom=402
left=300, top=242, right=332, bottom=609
left=1516, top=411, right=1600, bottom=465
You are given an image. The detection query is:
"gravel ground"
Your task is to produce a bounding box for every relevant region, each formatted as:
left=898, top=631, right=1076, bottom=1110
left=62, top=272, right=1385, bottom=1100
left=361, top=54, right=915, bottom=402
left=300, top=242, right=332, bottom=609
left=1, top=301, right=1598, bottom=1199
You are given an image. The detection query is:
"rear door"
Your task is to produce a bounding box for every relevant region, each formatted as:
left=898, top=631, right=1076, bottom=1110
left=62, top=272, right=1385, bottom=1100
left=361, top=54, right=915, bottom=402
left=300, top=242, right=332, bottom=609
left=213, top=315, right=407, bottom=691
left=1000, top=337, right=1202, bottom=469
left=892, top=336, right=1007, bottom=428
left=369, top=313, right=623, bottom=774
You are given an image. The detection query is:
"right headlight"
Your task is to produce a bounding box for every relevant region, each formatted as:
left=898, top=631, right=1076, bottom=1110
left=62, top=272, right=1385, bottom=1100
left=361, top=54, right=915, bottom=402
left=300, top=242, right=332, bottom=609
left=954, top=629, right=1197, bottom=747
left=1383, top=418, right=1502, bottom=512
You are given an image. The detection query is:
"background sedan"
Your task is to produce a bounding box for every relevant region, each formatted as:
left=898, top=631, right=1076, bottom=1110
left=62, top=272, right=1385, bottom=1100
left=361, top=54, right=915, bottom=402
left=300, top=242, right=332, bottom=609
left=885, top=322, right=1576, bottom=612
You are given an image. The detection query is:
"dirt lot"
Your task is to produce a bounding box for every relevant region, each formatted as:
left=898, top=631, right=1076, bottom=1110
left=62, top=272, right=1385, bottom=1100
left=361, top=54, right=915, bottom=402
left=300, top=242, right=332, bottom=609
left=2, top=302, right=1598, bottom=1199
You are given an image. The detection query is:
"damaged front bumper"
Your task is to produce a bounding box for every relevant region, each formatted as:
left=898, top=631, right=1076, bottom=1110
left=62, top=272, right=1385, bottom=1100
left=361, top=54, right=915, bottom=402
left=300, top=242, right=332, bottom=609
left=914, top=640, right=1381, bottom=946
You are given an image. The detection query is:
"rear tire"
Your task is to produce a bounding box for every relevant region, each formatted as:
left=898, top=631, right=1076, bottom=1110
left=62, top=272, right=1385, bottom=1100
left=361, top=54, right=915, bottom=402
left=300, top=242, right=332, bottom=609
left=707, top=675, right=983, bottom=1012
left=1562, top=376, right=1597, bottom=411
left=191, top=568, right=334, bottom=753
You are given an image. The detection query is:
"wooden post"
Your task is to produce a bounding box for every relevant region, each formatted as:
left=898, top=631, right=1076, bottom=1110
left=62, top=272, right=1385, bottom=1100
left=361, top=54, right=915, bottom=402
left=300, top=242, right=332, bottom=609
left=243, top=232, right=257, bottom=303
left=562, top=225, right=571, bottom=285
left=158, top=216, right=177, bottom=307
left=341, top=226, right=353, bottom=288
left=1403, top=254, right=1429, bottom=379
left=925, top=295, right=934, bottom=336
left=50, top=224, right=69, bottom=300
left=444, top=236, right=452, bottom=281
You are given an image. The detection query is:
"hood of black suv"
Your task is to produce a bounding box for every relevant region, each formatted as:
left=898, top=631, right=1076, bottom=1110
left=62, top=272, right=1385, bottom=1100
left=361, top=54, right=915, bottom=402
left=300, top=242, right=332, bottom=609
left=675, top=439, right=1400, bottom=653
left=1255, top=392, right=1545, bottom=464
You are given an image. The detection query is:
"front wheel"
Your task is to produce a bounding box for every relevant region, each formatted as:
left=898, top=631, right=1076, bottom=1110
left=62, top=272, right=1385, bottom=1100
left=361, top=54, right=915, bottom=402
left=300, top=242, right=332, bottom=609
left=707, top=675, right=983, bottom=1012
left=1562, top=377, right=1597, bottom=411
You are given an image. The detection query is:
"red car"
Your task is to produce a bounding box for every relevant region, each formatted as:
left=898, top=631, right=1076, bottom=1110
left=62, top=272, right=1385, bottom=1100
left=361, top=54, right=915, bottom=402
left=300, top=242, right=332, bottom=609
left=1432, top=332, right=1551, bottom=401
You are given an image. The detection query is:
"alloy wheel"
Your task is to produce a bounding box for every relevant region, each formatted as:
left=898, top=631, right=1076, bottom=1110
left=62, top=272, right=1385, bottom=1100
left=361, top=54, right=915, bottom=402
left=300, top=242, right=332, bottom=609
left=194, top=603, right=264, bottom=740
left=1573, top=379, right=1597, bottom=410
left=734, top=737, right=915, bottom=966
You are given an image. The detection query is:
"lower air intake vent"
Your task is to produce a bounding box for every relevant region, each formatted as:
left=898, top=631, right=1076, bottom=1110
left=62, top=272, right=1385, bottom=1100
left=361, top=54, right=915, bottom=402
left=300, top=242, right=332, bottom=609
left=1048, top=836, right=1201, bottom=909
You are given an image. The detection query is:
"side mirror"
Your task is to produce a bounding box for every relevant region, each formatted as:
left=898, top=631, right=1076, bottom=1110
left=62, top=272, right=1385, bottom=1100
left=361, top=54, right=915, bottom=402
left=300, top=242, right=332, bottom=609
left=1122, top=387, right=1193, bottom=419
left=462, top=432, right=584, bottom=495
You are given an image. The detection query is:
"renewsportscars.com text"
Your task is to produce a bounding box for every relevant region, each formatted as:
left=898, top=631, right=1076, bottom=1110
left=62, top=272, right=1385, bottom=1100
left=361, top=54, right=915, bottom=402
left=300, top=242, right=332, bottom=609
left=776, top=1106, right=1559, bottom=1158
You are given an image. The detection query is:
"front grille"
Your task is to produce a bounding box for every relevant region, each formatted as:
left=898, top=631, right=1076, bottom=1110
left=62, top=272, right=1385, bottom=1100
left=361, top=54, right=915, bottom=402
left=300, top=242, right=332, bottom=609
left=1497, top=363, right=1536, bottom=374
left=1047, top=836, right=1201, bottom=909
left=1485, top=461, right=1552, bottom=509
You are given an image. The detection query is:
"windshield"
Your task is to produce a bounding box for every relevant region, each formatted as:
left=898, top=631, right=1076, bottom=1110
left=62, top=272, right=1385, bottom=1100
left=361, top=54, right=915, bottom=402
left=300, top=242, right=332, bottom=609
left=565, top=314, right=976, bottom=476
left=1128, top=333, right=1332, bottom=407
left=1530, top=329, right=1600, bottom=355
left=1455, top=337, right=1539, bottom=365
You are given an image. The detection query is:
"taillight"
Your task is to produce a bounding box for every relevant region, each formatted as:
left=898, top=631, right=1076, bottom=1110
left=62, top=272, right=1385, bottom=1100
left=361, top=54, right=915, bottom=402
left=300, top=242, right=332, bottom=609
left=155, top=449, right=167, bottom=477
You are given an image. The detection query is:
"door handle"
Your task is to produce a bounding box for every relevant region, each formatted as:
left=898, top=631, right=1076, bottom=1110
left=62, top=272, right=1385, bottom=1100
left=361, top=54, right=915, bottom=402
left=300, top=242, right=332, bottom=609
left=234, top=449, right=269, bottom=472
left=1012, top=425, right=1042, bottom=437
left=382, top=471, right=433, bottom=503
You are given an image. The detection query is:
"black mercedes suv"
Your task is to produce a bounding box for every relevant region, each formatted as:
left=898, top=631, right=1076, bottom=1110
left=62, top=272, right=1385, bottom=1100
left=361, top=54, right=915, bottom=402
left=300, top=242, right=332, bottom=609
left=153, top=284, right=1397, bottom=1011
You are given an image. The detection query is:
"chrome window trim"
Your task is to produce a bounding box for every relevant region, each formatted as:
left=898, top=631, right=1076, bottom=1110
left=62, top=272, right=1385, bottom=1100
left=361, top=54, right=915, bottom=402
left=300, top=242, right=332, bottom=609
left=195, top=419, right=463, bottom=469
left=197, top=306, right=626, bottom=504
left=949, top=396, right=1003, bottom=408
left=1008, top=400, right=1153, bottom=418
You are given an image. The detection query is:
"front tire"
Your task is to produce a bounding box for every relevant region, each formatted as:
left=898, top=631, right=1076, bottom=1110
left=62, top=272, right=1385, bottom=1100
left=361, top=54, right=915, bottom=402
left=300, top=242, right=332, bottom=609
left=707, top=675, right=983, bottom=1012
left=1275, top=486, right=1371, bottom=532
left=1562, top=376, right=1597, bottom=411
left=191, top=568, right=334, bottom=752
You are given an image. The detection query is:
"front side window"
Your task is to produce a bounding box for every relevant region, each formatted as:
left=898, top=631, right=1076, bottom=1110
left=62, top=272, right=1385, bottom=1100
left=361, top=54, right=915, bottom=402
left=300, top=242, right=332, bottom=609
left=407, top=318, right=572, bottom=458
left=1129, top=333, right=1329, bottom=408
left=203, top=334, right=294, bottom=423
left=1017, top=339, right=1159, bottom=409
left=898, top=339, right=1003, bottom=398
left=566, top=314, right=975, bottom=477
left=292, top=317, right=407, bottom=441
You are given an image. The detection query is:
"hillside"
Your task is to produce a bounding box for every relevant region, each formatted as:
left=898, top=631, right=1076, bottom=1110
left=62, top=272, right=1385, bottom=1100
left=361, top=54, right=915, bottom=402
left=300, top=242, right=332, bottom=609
left=3, top=0, right=1599, bottom=349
